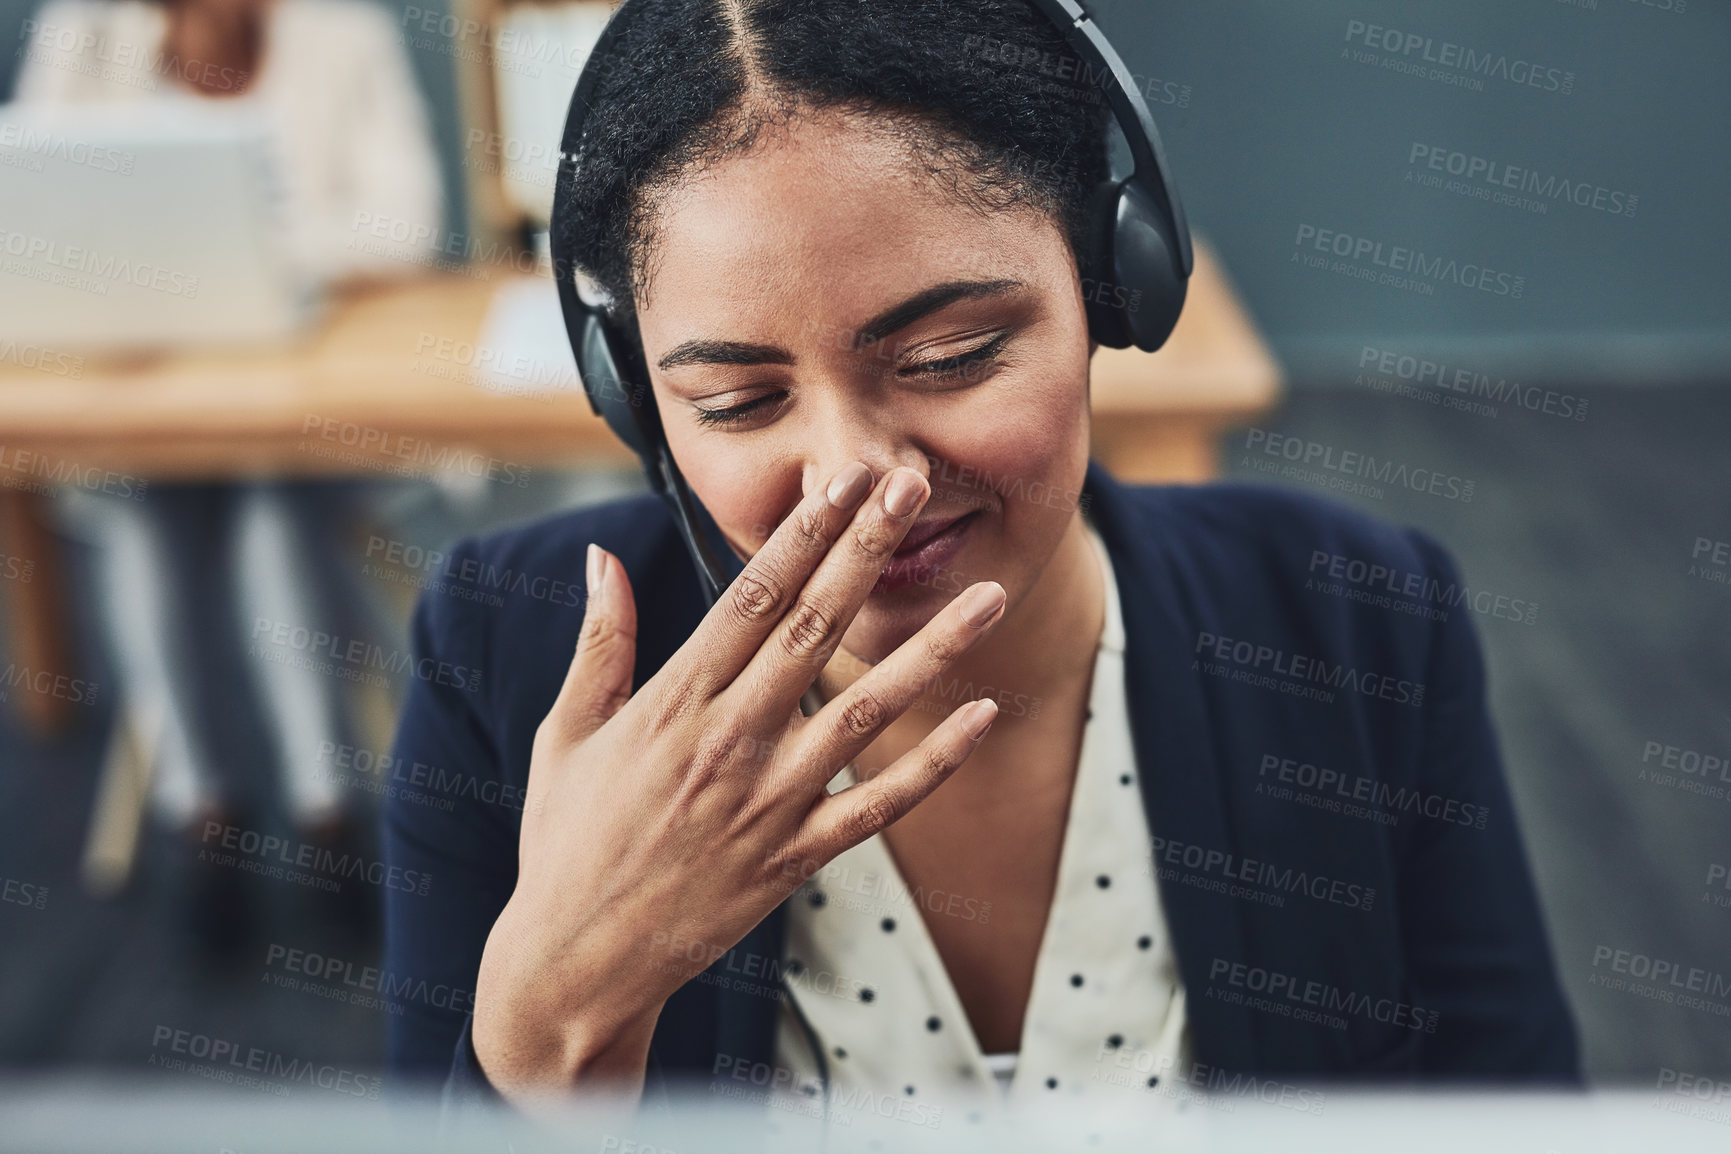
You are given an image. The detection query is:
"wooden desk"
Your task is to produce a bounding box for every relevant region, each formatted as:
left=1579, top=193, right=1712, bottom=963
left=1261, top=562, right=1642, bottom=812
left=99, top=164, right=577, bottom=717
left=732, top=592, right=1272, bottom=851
left=0, top=273, right=629, bottom=481
left=0, top=237, right=1279, bottom=729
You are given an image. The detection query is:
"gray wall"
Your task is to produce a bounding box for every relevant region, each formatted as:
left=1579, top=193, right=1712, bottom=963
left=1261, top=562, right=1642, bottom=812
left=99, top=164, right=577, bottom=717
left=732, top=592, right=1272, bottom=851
left=1096, top=0, right=1730, bottom=384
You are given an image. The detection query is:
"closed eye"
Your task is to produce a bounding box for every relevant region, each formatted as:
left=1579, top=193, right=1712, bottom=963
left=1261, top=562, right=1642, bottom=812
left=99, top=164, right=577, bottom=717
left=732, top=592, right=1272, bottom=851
left=691, top=330, right=1013, bottom=428
left=901, top=330, right=1011, bottom=379
left=692, top=392, right=783, bottom=427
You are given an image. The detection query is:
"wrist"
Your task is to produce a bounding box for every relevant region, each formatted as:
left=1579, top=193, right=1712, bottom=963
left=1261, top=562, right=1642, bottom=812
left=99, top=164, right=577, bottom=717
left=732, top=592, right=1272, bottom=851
left=472, top=897, right=665, bottom=1102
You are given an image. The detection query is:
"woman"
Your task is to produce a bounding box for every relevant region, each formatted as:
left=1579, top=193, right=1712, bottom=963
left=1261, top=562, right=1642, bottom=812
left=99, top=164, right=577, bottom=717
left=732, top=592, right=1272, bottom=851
left=17, top=0, right=443, bottom=953
left=384, top=0, right=1579, bottom=1114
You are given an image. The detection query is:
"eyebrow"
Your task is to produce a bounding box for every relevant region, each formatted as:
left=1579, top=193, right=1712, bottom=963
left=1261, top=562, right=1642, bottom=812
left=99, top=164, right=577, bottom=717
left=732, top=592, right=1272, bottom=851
left=654, top=278, right=1025, bottom=371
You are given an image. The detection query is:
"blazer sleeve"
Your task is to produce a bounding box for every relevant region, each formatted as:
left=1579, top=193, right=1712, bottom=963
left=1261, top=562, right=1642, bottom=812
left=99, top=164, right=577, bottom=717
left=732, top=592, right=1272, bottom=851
left=380, top=536, right=514, bottom=1103
left=1398, top=528, right=1582, bottom=1081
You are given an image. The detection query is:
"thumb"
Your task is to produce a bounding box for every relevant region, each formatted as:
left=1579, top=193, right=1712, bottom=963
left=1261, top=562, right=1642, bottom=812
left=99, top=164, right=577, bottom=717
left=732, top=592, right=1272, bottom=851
left=550, top=543, right=638, bottom=744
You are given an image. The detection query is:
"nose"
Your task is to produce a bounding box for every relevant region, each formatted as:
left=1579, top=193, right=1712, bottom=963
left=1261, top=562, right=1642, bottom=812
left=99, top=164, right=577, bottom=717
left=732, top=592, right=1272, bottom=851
left=802, top=426, right=931, bottom=504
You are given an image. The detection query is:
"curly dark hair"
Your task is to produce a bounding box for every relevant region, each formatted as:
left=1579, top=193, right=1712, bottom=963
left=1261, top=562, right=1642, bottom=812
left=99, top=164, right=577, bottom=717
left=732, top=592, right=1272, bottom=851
left=558, top=0, right=1113, bottom=335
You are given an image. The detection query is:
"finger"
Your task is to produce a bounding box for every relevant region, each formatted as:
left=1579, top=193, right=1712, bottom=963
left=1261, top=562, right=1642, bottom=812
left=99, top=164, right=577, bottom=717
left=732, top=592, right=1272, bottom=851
left=546, top=544, right=638, bottom=746
left=726, top=465, right=931, bottom=715
left=677, top=460, right=876, bottom=694
left=792, top=697, right=997, bottom=860
left=784, top=580, right=1005, bottom=784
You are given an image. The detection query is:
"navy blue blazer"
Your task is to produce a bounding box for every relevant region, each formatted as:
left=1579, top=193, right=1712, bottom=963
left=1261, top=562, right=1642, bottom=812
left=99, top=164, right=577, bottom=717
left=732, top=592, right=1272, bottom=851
left=381, top=460, right=1580, bottom=1104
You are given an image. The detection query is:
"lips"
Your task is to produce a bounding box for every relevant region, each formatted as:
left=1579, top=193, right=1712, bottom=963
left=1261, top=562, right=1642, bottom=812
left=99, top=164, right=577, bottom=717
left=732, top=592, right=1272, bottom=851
left=894, top=513, right=969, bottom=557
left=875, top=511, right=978, bottom=594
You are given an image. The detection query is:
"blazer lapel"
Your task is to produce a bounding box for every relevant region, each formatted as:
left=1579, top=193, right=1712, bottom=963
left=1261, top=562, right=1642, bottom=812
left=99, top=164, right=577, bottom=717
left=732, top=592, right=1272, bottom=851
left=1082, top=461, right=1263, bottom=1073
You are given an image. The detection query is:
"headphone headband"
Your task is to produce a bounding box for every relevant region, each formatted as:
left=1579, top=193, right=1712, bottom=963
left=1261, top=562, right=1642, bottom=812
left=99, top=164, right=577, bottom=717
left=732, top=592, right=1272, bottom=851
left=1023, top=0, right=1192, bottom=277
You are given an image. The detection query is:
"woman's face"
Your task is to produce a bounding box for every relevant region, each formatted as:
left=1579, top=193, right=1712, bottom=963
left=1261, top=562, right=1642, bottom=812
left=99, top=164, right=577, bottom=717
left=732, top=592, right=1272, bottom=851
left=633, top=108, right=1093, bottom=662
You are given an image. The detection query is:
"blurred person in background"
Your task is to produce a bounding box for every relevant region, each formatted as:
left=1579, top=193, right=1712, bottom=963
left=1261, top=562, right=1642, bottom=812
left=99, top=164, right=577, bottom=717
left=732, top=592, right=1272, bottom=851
left=15, top=0, right=444, bottom=959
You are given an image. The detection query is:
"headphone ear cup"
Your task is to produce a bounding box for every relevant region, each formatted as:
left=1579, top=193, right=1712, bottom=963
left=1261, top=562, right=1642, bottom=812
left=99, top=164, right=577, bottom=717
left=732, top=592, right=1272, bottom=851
left=577, top=311, right=664, bottom=466
left=1081, top=178, right=1133, bottom=349
left=1083, top=177, right=1189, bottom=353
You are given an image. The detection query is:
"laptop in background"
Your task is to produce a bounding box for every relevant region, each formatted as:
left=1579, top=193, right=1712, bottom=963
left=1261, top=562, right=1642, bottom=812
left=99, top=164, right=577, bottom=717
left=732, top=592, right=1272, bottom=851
left=0, top=99, right=318, bottom=351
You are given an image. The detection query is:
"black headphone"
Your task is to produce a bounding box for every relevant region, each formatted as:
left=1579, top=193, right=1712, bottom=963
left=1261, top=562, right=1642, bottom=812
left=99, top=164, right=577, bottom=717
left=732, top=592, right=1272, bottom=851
left=551, top=0, right=1192, bottom=608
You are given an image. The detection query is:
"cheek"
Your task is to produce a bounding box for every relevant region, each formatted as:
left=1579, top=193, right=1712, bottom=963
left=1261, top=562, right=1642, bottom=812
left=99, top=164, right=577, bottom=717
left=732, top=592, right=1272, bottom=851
left=923, top=373, right=1090, bottom=522
left=660, top=423, right=803, bottom=557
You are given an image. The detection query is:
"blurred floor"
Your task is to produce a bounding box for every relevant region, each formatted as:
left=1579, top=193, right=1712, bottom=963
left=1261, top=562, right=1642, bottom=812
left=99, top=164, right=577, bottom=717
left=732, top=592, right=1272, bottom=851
left=0, top=386, right=1727, bottom=1083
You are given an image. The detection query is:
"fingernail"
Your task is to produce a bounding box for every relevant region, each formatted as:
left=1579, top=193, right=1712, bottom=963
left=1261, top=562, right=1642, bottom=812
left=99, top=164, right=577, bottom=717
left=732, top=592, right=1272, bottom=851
left=586, top=543, right=605, bottom=611
left=957, top=582, right=1006, bottom=628
left=827, top=462, right=872, bottom=508
left=884, top=469, right=926, bottom=517
left=960, top=698, right=998, bottom=739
